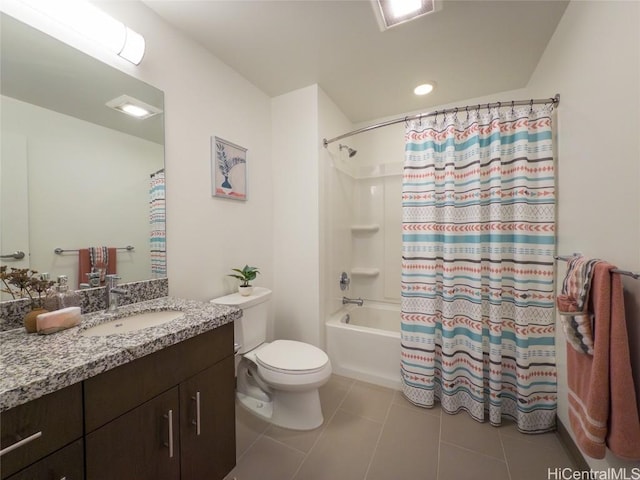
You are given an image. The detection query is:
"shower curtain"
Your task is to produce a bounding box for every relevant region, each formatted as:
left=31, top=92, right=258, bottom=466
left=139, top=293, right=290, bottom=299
left=150, top=169, right=167, bottom=277
left=400, top=104, right=556, bottom=433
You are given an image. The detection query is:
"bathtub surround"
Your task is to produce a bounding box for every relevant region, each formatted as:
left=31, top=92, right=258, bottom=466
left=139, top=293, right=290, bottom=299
left=0, top=277, right=168, bottom=331
left=401, top=105, right=557, bottom=432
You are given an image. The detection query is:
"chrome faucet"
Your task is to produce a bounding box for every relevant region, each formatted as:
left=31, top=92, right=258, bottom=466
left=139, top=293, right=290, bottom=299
left=342, top=296, right=364, bottom=307
left=105, top=274, right=128, bottom=312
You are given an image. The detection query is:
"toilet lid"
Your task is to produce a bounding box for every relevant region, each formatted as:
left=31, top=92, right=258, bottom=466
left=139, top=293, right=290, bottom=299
left=255, top=340, right=329, bottom=373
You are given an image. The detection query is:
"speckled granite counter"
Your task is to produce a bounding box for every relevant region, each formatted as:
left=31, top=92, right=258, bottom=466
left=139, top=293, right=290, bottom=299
left=0, top=297, right=241, bottom=412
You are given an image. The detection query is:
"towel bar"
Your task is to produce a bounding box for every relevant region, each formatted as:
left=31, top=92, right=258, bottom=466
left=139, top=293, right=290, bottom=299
left=554, top=255, right=639, bottom=280
left=54, top=246, right=135, bottom=255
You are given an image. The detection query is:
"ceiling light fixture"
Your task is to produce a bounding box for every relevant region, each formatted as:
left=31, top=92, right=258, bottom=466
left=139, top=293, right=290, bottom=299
left=414, top=83, right=435, bottom=96
left=106, top=95, right=162, bottom=120
left=371, top=0, right=442, bottom=31
left=12, top=0, right=145, bottom=64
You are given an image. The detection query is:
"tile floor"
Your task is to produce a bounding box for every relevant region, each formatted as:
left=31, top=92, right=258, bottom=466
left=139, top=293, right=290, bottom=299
left=224, top=375, right=576, bottom=480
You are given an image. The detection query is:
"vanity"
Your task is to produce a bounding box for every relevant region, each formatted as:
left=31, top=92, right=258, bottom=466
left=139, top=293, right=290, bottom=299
left=0, top=298, right=241, bottom=480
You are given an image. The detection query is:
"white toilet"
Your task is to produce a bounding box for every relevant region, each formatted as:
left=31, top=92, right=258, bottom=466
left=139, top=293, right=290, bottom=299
left=211, top=287, right=332, bottom=430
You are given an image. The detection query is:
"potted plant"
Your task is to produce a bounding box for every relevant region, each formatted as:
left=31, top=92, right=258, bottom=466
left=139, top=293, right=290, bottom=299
left=0, top=266, right=54, bottom=332
left=228, top=265, right=260, bottom=296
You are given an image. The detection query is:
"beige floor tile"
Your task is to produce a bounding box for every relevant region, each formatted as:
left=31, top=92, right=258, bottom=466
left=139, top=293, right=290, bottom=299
left=392, top=390, right=442, bottom=418
left=293, top=409, right=383, bottom=480
left=503, top=431, right=576, bottom=480
left=440, top=410, right=505, bottom=460
left=438, top=443, right=510, bottom=480
left=264, top=423, right=324, bottom=454
left=340, top=380, right=395, bottom=423
left=499, top=418, right=566, bottom=451
left=227, top=436, right=305, bottom=480
left=366, top=403, right=440, bottom=480
left=235, top=403, right=270, bottom=458
left=319, top=374, right=353, bottom=419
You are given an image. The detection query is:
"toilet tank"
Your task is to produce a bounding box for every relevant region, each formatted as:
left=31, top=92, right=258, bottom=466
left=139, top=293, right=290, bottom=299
left=210, top=287, right=272, bottom=354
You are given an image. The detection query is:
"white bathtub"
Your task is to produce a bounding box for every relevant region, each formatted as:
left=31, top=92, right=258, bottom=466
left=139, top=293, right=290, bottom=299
left=325, top=302, right=401, bottom=389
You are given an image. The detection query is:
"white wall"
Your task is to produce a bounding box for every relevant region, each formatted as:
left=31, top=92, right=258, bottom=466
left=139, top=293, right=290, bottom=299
left=524, top=0, right=640, bottom=470
left=110, top=3, right=275, bottom=302
left=1, top=1, right=275, bottom=302
left=272, top=85, right=321, bottom=345
left=1, top=95, right=161, bottom=288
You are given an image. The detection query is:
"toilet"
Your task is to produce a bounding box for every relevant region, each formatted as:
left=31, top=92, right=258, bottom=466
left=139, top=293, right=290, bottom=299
left=211, top=287, right=332, bottom=430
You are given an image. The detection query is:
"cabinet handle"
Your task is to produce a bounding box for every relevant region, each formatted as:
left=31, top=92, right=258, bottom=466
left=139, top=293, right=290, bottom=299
left=163, top=410, right=174, bottom=458
left=0, top=431, right=42, bottom=456
left=191, top=391, right=201, bottom=436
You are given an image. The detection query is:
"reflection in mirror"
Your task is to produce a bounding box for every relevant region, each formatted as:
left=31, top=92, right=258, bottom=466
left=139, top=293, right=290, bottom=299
left=0, top=13, right=166, bottom=293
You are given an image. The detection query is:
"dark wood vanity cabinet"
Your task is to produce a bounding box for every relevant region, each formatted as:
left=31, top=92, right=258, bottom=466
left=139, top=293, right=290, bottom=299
left=179, top=355, right=236, bottom=480
left=84, top=322, right=235, bottom=480
left=0, top=383, right=83, bottom=480
left=1, top=322, right=235, bottom=480
left=85, top=387, right=180, bottom=480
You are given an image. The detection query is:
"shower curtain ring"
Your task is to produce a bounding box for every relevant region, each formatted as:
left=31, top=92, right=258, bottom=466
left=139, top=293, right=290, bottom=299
left=511, top=100, right=515, bottom=115
left=454, top=107, right=458, bottom=122
left=529, top=99, right=534, bottom=113
left=404, top=116, right=409, bottom=128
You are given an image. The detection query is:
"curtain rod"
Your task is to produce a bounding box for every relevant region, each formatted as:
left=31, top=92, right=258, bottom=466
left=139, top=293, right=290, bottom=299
left=555, top=255, right=639, bottom=280
left=322, top=94, right=560, bottom=147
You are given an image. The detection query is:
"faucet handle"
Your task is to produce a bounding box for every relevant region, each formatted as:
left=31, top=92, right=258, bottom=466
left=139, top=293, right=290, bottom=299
left=105, top=274, right=121, bottom=287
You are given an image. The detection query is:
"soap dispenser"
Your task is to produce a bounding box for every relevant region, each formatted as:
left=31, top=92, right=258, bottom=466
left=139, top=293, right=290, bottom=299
left=44, top=275, right=81, bottom=312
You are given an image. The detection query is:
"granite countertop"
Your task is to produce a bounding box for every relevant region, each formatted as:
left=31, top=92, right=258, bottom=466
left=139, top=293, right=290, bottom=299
left=0, top=297, right=241, bottom=412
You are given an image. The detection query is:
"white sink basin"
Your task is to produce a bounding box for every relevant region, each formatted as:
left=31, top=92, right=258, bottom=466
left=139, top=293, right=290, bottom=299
left=80, top=310, right=184, bottom=337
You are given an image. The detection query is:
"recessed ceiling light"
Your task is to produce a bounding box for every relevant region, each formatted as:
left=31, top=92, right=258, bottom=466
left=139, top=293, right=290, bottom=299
left=106, top=94, right=162, bottom=119
left=414, top=83, right=435, bottom=96
left=371, top=0, right=442, bottom=31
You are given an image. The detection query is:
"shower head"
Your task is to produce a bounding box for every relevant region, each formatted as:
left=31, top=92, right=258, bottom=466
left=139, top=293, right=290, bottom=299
left=339, top=144, right=357, bottom=158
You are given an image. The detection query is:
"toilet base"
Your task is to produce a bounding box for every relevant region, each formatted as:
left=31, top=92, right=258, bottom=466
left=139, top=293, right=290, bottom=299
left=237, top=388, right=324, bottom=431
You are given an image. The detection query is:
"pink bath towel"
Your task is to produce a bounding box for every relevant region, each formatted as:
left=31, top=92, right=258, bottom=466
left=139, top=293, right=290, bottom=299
left=567, top=261, right=640, bottom=460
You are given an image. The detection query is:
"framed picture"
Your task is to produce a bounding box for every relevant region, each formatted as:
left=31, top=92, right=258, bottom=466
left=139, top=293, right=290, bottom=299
left=211, top=136, right=247, bottom=200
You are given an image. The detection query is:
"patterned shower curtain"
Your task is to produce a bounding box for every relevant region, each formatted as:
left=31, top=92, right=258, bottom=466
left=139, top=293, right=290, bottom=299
left=400, top=104, right=556, bottom=433
left=150, top=169, right=167, bottom=277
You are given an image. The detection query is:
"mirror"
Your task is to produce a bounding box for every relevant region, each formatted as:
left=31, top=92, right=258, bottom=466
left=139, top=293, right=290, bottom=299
left=0, top=13, right=166, bottom=292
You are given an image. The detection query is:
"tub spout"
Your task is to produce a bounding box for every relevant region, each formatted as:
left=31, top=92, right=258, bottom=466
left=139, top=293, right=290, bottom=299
left=342, top=296, right=364, bottom=307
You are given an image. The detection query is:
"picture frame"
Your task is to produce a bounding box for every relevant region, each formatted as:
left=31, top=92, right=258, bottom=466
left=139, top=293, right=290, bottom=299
left=211, top=136, right=247, bottom=200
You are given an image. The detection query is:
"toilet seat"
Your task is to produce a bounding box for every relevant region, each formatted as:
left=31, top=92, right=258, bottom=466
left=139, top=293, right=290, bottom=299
left=255, top=340, right=329, bottom=375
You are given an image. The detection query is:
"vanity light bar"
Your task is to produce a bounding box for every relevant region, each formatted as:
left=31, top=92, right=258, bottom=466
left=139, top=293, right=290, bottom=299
left=11, top=0, right=145, bottom=64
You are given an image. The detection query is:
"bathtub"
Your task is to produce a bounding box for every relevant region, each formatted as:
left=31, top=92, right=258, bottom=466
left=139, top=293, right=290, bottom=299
left=325, top=302, right=401, bottom=389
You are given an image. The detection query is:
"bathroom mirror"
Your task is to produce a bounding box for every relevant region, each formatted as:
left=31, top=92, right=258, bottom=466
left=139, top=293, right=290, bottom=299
left=0, top=13, right=166, bottom=291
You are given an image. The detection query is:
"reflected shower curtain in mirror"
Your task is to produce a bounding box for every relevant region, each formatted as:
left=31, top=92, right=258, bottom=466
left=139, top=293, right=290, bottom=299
left=150, top=169, right=166, bottom=277
left=400, top=105, right=556, bottom=433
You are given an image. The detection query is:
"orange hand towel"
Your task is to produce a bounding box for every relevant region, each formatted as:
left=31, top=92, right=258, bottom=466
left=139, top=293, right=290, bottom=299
left=78, top=247, right=117, bottom=288
left=567, top=262, right=640, bottom=460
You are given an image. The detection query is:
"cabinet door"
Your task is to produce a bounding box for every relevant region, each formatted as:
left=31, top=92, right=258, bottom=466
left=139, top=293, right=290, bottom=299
left=180, top=355, right=236, bottom=480
left=6, top=439, right=84, bottom=480
left=85, top=387, right=180, bottom=480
